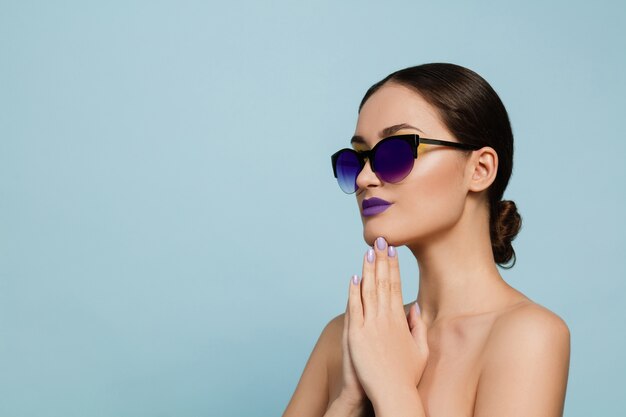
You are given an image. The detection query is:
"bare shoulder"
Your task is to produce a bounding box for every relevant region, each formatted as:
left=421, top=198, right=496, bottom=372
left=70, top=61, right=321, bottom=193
left=322, top=312, right=345, bottom=347
left=474, top=301, right=571, bottom=416
left=282, top=312, right=345, bottom=417
left=325, top=312, right=346, bottom=337
left=323, top=312, right=345, bottom=372
left=487, top=301, right=570, bottom=352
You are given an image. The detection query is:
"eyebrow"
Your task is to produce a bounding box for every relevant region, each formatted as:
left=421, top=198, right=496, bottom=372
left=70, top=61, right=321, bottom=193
left=350, top=123, right=425, bottom=147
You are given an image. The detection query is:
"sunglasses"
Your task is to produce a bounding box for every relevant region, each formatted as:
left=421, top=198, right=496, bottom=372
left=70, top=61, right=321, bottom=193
left=331, top=134, right=481, bottom=194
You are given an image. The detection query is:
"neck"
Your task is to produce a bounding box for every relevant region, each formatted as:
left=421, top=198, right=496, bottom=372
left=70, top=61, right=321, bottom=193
left=406, top=198, right=519, bottom=327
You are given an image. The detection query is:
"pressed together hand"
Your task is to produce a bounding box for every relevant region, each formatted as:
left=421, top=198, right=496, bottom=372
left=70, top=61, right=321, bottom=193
left=339, top=236, right=429, bottom=412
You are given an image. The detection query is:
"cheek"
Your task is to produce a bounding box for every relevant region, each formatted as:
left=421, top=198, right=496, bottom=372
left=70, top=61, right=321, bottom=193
left=407, top=184, right=464, bottom=222
left=360, top=154, right=468, bottom=247
left=414, top=159, right=464, bottom=207
left=393, top=156, right=467, bottom=236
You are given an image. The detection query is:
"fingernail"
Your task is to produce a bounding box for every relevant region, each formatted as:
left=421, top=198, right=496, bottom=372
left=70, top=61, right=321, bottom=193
left=367, top=248, right=375, bottom=263
left=352, top=274, right=361, bottom=285
left=415, top=302, right=421, bottom=315
left=376, top=237, right=386, bottom=250
left=388, top=245, right=396, bottom=257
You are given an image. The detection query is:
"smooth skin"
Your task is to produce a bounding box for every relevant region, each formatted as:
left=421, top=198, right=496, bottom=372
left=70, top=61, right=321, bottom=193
left=338, top=240, right=430, bottom=416
left=283, top=82, right=570, bottom=417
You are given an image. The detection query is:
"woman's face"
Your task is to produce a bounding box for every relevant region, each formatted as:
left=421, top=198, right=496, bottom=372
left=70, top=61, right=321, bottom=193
left=353, top=82, right=471, bottom=248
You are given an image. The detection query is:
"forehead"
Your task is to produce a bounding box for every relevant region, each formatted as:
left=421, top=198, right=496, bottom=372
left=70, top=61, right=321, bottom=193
left=354, top=83, right=444, bottom=146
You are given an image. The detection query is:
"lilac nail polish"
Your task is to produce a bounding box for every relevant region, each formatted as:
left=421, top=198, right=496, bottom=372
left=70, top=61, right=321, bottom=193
left=352, top=274, right=360, bottom=285
left=376, top=237, right=386, bottom=250
left=367, top=248, right=375, bottom=263
left=388, top=245, right=396, bottom=257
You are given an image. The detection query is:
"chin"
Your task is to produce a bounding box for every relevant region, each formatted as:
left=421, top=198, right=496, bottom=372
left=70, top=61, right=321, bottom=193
left=361, top=222, right=377, bottom=245
left=362, top=228, right=404, bottom=248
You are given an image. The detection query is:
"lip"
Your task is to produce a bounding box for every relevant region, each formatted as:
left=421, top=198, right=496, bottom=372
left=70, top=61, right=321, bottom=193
left=362, top=197, right=393, bottom=217
left=362, top=204, right=392, bottom=216
left=362, top=197, right=392, bottom=210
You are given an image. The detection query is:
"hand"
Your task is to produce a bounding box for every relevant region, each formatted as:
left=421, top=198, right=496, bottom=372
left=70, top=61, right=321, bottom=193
left=347, top=237, right=429, bottom=406
left=335, top=295, right=367, bottom=408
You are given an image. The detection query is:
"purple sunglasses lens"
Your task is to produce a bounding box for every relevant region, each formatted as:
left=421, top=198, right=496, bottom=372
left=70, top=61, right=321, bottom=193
left=334, top=138, right=415, bottom=193
left=375, top=138, right=414, bottom=182
left=336, top=151, right=360, bottom=193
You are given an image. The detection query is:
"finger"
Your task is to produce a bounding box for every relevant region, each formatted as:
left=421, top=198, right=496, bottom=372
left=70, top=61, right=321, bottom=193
left=361, top=246, right=377, bottom=319
left=348, top=274, right=364, bottom=328
left=374, top=236, right=391, bottom=314
left=387, top=244, right=404, bottom=314
left=343, top=298, right=350, bottom=352
left=407, top=301, right=418, bottom=332
left=408, top=302, right=429, bottom=353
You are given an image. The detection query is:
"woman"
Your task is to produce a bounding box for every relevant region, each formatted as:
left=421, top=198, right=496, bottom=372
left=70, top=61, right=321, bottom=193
left=282, top=63, right=570, bottom=417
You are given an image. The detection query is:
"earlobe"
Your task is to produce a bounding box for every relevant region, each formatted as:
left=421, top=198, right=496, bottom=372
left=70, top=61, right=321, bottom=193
left=469, top=147, right=498, bottom=192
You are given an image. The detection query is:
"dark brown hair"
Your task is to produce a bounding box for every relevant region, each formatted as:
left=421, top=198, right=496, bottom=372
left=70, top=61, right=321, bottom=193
left=359, top=63, right=521, bottom=269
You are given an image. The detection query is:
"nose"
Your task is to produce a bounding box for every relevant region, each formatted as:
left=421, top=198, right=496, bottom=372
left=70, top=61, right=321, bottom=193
left=355, top=158, right=382, bottom=191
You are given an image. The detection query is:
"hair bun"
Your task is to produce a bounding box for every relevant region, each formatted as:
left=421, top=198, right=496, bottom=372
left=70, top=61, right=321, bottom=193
left=491, top=200, right=522, bottom=269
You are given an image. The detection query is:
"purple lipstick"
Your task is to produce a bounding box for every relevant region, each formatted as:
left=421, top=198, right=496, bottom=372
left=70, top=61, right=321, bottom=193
left=362, top=197, right=393, bottom=217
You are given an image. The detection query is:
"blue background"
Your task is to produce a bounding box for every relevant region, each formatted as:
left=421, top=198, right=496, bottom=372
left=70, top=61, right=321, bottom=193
left=1, top=0, right=624, bottom=416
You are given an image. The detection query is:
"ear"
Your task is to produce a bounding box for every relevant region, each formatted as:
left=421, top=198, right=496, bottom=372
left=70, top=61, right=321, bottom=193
left=466, top=146, right=498, bottom=192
